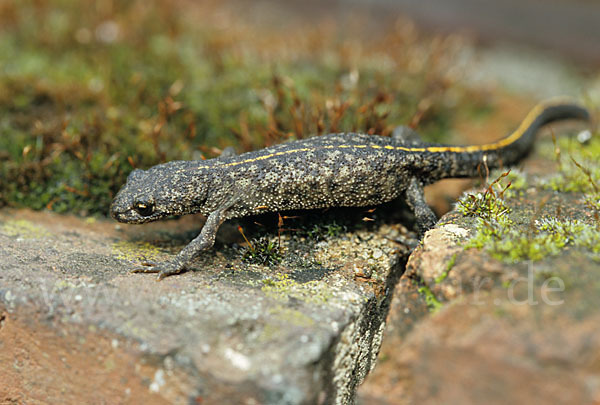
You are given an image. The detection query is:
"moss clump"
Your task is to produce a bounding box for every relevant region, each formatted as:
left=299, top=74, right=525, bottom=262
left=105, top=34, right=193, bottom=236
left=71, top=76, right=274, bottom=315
left=457, top=181, right=512, bottom=224
left=465, top=218, right=565, bottom=262
left=240, top=236, right=283, bottom=266
left=585, top=193, right=600, bottom=212
left=457, top=192, right=511, bottom=222
left=543, top=164, right=600, bottom=194
left=537, top=218, right=600, bottom=256
left=464, top=210, right=600, bottom=263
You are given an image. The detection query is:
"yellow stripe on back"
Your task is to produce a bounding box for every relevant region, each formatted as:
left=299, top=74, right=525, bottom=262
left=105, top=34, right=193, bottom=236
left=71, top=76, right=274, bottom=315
left=193, top=98, right=575, bottom=170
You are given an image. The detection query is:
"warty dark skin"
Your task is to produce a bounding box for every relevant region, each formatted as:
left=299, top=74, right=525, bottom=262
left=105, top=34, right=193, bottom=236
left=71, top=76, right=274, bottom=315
left=111, top=98, right=590, bottom=279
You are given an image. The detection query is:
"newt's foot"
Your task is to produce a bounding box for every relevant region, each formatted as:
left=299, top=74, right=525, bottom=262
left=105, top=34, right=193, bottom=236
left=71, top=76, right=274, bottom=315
left=131, top=261, right=185, bottom=281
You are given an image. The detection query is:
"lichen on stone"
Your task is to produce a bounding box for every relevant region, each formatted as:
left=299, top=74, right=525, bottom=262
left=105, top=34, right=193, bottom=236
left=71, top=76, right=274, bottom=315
left=112, top=240, right=164, bottom=263
left=1, top=219, right=49, bottom=239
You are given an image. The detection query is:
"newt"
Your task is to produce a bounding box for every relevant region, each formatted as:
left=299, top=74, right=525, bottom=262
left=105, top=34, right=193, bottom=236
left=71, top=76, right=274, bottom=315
left=110, top=98, right=590, bottom=279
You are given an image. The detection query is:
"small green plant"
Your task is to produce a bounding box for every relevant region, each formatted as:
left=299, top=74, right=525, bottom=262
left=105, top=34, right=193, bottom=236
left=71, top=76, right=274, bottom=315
left=305, top=221, right=346, bottom=241
left=457, top=170, right=513, bottom=221
left=240, top=236, right=283, bottom=266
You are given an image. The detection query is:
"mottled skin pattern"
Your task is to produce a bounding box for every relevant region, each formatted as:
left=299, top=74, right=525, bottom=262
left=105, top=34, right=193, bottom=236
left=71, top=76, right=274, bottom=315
left=111, top=99, right=590, bottom=279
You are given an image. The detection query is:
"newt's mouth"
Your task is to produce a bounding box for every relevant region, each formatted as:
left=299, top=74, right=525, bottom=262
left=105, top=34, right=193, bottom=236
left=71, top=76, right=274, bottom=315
left=109, top=204, right=130, bottom=222
left=110, top=208, right=152, bottom=224
left=109, top=202, right=139, bottom=223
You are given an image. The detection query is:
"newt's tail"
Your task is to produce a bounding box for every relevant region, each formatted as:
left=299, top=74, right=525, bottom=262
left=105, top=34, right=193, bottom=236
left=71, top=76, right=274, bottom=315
left=418, top=98, right=591, bottom=181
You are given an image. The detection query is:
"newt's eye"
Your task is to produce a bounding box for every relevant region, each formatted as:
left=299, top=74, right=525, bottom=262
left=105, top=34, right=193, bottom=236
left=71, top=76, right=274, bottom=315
left=134, top=201, right=154, bottom=217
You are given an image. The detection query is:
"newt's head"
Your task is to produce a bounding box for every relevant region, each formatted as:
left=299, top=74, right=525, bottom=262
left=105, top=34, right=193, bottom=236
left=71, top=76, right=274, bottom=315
left=110, top=162, right=208, bottom=224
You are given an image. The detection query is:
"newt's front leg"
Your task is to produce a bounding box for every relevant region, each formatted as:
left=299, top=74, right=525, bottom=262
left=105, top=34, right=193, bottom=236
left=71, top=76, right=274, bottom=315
left=132, top=206, right=230, bottom=280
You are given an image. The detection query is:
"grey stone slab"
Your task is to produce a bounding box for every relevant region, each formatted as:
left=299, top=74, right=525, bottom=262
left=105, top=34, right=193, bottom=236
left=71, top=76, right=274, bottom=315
left=0, top=209, right=409, bottom=404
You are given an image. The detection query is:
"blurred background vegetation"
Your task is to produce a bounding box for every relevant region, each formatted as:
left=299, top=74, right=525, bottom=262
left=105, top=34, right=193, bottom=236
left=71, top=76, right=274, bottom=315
left=0, top=0, right=594, bottom=216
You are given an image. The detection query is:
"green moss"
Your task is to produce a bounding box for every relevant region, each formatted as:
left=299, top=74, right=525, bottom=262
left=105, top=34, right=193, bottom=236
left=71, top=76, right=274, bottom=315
left=457, top=168, right=518, bottom=222
left=240, top=236, right=283, bottom=266
left=465, top=216, right=600, bottom=263
left=543, top=166, right=600, bottom=194
left=470, top=226, right=564, bottom=262
left=538, top=218, right=600, bottom=256
left=457, top=191, right=511, bottom=222
left=434, top=253, right=457, bottom=284
left=585, top=193, right=600, bottom=212
left=417, top=285, right=443, bottom=313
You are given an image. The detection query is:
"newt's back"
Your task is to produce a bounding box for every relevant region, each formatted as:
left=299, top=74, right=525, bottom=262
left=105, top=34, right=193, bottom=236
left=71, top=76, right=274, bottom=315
left=207, top=133, right=417, bottom=217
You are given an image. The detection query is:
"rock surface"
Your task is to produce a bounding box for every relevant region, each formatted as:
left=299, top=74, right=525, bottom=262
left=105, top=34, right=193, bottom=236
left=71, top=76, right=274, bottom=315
left=0, top=208, right=411, bottom=404
left=359, top=125, right=600, bottom=404
left=361, top=217, right=600, bottom=404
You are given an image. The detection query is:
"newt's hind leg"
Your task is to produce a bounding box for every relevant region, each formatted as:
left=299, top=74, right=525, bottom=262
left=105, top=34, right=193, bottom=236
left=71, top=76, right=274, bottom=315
left=405, top=177, right=438, bottom=237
